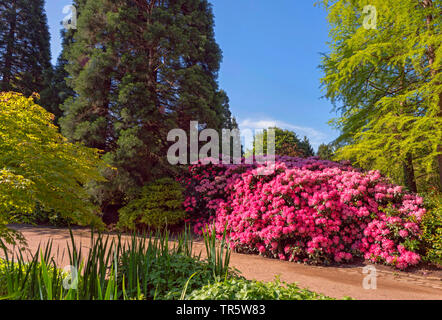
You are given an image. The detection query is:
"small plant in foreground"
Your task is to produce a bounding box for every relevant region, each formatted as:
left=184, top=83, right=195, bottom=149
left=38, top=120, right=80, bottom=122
left=186, top=276, right=335, bottom=300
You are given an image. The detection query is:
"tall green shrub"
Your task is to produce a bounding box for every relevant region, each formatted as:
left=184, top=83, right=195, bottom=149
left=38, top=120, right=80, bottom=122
left=421, top=191, right=442, bottom=265
left=117, top=178, right=186, bottom=230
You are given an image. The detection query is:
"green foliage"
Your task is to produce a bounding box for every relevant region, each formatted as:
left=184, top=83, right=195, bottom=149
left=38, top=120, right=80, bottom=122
left=186, top=277, right=334, bottom=300
left=421, top=191, right=442, bottom=265
left=0, top=0, right=53, bottom=106
left=117, top=178, right=186, bottom=230
left=0, top=229, right=338, bottom=300
left=18, top=204, right=74, bottom=228
left=60, top=0, right=234, bottom=209
left=0, top=92, right=106, bottom=244
left=0, top=229, right=230, bottom=300
left=249, top=127, right=315, bottom=158
left=317, top=143, right=335, bottom=161
left=319, top=0, right=442, bottom=192
left=202, top=226, right=231, bottom=279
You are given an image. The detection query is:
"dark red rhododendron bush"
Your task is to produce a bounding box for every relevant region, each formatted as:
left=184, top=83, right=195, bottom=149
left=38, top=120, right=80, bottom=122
left=179, top=157, right=426, bottom=269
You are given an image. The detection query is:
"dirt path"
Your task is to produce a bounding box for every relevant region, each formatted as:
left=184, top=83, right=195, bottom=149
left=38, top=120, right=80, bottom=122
left=3, top=225, right=442, bottom=300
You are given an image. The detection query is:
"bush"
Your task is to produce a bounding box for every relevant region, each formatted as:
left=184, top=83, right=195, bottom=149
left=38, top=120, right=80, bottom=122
left=141, top=254, right=216, bottom=300
left=421, top=191, right=442, bottom=265
left=181, top=156, right=427, bottom=269
left=117, top=178, right=187, bottom=230
left=187, top=277, right=334, bottom=300
left=18, top=203, right=74, bottom=228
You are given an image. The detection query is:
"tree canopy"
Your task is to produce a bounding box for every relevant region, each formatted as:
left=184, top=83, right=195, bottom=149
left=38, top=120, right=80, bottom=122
left=0, top=0, right=54, bottom=111
left=0, top=92, right=106, bottom=244
left=249, top=127, right=315, bottom=158
left=59, top=0, right=234, bottom=217
left=319, top=0, right=442, bottom=192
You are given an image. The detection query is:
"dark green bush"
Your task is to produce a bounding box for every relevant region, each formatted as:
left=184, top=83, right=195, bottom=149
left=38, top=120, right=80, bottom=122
left=421, top=191, right=442, bottom=265
left=21, top=203, right=74, bottom=227
left=186, top=277, right=335, bottom=300
left=117, top=178, right=186, bottom=230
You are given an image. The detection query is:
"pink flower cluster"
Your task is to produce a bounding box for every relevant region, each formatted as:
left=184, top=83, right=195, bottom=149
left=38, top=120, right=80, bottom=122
left=180, top=156, right=426, bottom=269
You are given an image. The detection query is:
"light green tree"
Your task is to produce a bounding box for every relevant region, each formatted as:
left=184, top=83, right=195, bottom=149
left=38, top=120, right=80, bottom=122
left=0, top=92, right=106, bottom=246
left=319, top=0, right=442, bottom=192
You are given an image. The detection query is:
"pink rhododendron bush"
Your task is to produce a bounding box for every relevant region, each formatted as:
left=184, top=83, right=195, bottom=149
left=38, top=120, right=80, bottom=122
left=179, top=157, right=426, bottom=269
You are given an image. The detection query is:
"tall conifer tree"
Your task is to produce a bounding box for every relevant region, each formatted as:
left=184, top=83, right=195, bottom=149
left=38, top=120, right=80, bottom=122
left=60, top=0, right=233, bottom=216
left=0, top=0, right=53, bottom=108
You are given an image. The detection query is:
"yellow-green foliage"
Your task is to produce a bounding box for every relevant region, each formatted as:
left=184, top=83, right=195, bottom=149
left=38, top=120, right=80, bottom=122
left=117, top=178, right=186, bottom=230
left=421, top=191, right=442, bottom=265
left=0, top=92, right=107, bottom=244
left=319, top=0, right=442, bottom=190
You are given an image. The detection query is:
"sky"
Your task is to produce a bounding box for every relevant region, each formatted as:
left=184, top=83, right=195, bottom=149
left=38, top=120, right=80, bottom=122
left=44, top=0, right=339, bottom=150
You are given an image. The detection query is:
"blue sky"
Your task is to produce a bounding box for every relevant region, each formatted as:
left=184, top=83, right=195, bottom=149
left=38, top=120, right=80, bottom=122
left=44, top=0, right=339, bottom=150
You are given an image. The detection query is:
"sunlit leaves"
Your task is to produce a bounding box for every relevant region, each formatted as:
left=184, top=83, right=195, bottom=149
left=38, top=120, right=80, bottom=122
left=0, top=92, right=107, bottom=240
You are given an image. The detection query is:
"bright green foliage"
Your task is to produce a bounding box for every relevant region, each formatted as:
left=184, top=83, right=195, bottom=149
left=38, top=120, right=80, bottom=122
left=117, top=178, right=186, bottom=230
left=421, top=191, right=442, bottom=265
left=0, top=0, right=55, bottom=112
left=319, top=0, right=442, bottom=192
left=186, top=277, right=335, bottom=300
left=60, top=0, right=234, bottom=211
left=0, top=92, right=106, bottom=244
left=249, top=127, right=315, bottom=158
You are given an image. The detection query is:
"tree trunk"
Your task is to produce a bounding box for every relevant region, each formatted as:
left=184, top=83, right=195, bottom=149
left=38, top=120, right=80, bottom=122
left=403, top=152, right=418, bottom=193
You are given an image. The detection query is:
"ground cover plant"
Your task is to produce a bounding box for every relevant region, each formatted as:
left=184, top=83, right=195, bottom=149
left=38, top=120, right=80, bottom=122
left=186, top=277, right=335, bottom=300
left=181, top=156, right=434, bottom=269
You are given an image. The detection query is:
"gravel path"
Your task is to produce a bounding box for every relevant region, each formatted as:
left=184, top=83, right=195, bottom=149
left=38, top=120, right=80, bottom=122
left=3, top=224, right=442, bottom=300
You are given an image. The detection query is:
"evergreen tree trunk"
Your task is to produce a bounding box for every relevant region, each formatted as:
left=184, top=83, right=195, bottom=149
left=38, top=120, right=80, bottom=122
left=403, top=152, right=417, bottom=193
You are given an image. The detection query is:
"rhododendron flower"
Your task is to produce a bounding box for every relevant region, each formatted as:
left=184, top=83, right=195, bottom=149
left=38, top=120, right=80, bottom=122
left=181, top=156, right=425, bottom=269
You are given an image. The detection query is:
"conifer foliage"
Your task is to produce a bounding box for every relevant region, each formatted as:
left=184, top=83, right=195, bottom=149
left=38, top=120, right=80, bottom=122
left=60, top=0, right=233, bottom=212
left=0, top=0, right=53, bottom=108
